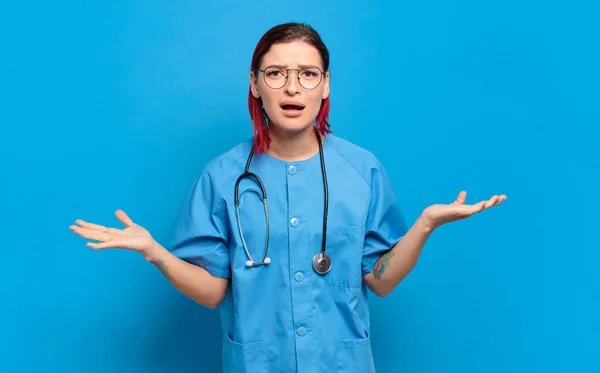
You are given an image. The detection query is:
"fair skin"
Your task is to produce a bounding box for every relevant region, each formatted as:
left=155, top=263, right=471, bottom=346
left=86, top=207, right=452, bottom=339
left=69, top=40, right=507, bottom=309
left=249, top=40, right=330, bottom=161
left=363, top=191, right=506, bottom=297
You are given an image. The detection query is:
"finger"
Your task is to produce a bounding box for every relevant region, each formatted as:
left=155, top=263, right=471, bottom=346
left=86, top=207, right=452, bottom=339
left=452, top=202, right=482, bottom=217
left=87, top=241, right=123, bottom=250
left=485, top=195, right=499, bottom=208
left=491, top=195, right=504, bottom=206
left=455, top=191, right=467, bottom=205
left=472, top=200, right=487, bottom=213
left=71, top=227, right=111, bottom=242
left=72, top=221, right=121, bottom=236
left=115, top=210, right=134, bottom=228
left=74, top=219, right=108, bottom=232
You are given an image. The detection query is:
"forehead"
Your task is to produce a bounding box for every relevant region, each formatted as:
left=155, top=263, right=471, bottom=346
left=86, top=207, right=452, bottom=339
left=261, top=40, right=323, bottom=68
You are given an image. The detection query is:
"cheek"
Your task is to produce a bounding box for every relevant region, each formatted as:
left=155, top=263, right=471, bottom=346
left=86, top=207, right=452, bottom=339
left=258, top=86, right=276, bottom=107
left=306, top=92, right=324, bottom=116
left=261, top=94, right=279, bottom=119
left=257, top=86, right=324, bottom=120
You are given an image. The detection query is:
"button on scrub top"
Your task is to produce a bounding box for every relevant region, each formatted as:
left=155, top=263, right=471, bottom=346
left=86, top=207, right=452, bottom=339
left=167, top=134, right=408, bottom=373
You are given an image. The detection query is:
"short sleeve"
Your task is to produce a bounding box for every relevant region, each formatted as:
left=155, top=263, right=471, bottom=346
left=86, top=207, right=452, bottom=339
left=361, top=160, right=408, bottom=276
left=166, top=169, right=231, bottom=279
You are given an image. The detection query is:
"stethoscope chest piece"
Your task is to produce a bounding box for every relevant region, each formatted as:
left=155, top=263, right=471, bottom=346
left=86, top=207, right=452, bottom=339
left=312, top=252, right=332, bottom=274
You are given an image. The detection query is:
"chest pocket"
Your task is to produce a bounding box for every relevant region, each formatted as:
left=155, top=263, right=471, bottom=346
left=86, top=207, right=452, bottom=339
left=321, top=225, right=366, bottom=289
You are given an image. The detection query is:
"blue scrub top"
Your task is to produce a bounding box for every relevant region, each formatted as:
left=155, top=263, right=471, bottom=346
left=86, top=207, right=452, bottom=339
left=167, top=134, right=407, bottom=373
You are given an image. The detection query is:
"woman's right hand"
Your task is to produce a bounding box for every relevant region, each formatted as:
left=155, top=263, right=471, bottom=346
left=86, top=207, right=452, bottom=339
left=69, top=210, right=156, bottom=257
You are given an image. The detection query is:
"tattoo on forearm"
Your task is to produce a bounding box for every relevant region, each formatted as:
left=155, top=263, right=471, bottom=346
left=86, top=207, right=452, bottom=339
left=150, top=258, right=170, bottom=278
left=372, top=249, right=395, bottom=280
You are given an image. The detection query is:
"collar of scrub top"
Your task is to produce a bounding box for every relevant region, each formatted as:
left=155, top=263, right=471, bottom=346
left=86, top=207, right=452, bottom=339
left=233, top=130, right=333, bottom=274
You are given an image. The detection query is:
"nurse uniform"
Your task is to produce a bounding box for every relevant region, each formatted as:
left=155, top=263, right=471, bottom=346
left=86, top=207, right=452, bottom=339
left=167, top=134, right=407, bottom=373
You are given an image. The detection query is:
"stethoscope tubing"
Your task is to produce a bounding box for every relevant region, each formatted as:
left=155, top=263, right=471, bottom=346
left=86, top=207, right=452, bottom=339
left=234, top=131, right=328, bottom=269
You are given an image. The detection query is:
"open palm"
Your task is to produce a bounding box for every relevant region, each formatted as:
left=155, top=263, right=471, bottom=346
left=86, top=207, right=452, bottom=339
left=69, top=210, right=155, bottom=254
left=422, top=191, right=507, bottom=230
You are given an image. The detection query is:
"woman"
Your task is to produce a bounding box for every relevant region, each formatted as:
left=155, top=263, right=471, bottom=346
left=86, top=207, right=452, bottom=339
left=70, top=23, right=506, bottom=373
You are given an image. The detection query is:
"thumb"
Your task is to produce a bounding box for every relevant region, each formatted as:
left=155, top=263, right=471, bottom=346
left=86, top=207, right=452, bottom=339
left=115, top=209, right=135, bottom=227
left=455, top=191, right=467, bottom=205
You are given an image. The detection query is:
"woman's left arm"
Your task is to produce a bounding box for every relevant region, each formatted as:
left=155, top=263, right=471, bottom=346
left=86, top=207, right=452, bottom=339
left=363, top=191, right=507, bottom=297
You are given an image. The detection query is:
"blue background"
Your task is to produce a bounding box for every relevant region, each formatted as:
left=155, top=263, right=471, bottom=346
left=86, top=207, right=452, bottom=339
left=2, top=0, right=599, bottom=372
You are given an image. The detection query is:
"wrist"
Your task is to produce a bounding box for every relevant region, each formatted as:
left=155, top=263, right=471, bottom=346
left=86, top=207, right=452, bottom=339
left=142, top=240, right=160, bottom=261
left=416, top=213, right=436, bottom=234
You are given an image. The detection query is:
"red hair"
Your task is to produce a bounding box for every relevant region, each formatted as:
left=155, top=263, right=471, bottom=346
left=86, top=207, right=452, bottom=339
left=248, top=23, right=332, bottom=154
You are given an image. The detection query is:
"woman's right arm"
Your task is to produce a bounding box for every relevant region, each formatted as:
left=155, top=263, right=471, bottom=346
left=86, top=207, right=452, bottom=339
left=143, top=241, right=228, bottom=309
left=70, top=209, right=228, bottom=309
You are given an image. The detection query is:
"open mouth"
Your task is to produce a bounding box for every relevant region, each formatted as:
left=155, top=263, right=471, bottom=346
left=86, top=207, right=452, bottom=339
left=280, top=103, right=305, bottom=117
left=281, top=104, right=305, bottom=111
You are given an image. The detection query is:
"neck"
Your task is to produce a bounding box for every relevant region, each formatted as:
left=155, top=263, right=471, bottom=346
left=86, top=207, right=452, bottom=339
left=267, top=125, right=322, bottom=162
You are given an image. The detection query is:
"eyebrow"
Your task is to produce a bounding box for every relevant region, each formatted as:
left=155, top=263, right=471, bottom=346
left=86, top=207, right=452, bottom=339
left=265, top=64, right=321, bottom=69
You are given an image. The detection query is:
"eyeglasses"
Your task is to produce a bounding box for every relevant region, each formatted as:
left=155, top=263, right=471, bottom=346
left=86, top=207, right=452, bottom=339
left=255, top=65, right=325, bottom=90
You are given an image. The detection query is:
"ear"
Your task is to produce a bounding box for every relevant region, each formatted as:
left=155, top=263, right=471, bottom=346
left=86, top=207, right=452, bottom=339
left=322, top=71, right=330, bottom=100
left=250, top=70, right=261, bottom=99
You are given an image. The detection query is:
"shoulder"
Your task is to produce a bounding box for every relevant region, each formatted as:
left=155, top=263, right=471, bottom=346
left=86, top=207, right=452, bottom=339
left=326, top=134, right=385, bottom=187
left=199, top=137, right=253, bottom=187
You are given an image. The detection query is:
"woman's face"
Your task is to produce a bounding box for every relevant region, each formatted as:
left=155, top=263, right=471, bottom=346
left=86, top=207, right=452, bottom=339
left=250, top=40, right=330, bottom=134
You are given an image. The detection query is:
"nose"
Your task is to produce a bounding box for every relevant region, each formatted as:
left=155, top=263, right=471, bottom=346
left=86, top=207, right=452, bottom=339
left=284, top=70, right=300, bottom=95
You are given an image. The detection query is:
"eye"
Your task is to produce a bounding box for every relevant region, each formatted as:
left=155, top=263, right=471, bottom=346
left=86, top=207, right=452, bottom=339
left=301, top=69, right=320, bottom=78
left=265, top=68, right=286, bottom=78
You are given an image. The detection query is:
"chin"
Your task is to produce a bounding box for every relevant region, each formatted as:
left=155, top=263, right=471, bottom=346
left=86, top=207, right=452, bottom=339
left=270, top=116, right=314, bottom=133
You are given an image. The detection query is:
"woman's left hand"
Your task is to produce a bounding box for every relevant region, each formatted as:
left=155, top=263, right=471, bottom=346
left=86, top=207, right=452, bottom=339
left=421, top=191, right=507, bottom=231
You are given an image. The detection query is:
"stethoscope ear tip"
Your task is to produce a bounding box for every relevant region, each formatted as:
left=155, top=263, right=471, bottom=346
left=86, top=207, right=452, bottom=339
left=246, top=260, right=253, bottom=267
left=264, top=257, right=271, bottom=264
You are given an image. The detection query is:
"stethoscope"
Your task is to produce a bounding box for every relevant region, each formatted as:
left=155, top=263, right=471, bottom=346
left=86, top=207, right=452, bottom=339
left=234, top=130, right=332, bottom=275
